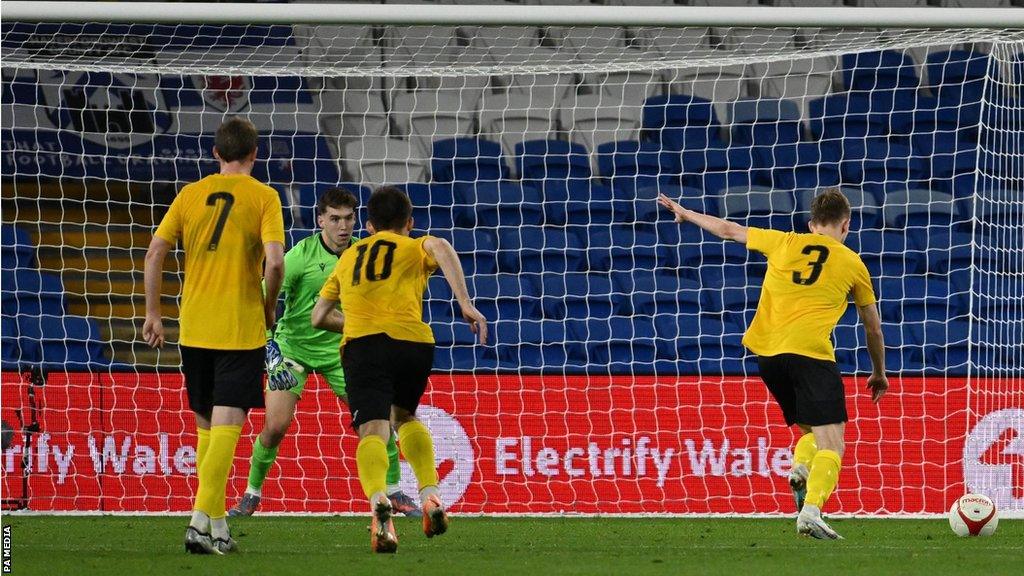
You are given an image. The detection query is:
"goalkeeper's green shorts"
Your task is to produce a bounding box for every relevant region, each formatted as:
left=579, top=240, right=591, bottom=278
left=265, top=346, right=347, bottom=399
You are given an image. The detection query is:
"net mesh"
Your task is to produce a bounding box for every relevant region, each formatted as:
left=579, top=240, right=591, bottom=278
left=1, top=19, right=1022, bottom=515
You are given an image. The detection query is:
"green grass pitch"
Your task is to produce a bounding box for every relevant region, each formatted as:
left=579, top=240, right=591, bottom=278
left=2, top=516, right=1021, bottom=575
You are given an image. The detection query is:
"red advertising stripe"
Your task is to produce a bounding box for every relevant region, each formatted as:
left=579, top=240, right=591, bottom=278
left=0, top=371, right=1011, bottom=515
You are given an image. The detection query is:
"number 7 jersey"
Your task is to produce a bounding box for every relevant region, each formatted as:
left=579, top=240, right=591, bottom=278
left=320, top=231, right=439, bottom=346
left=154, top=173, right=285, bottom=350
left=742, top=227, right=876, bottom=361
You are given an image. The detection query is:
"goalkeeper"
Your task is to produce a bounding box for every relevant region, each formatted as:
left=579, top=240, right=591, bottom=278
left=229, top=188, right=421, bottom=517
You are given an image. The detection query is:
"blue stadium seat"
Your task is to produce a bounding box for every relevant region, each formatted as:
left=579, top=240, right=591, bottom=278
left=559, top=182, right=616, bottom=227
left=641, top=93, right=723, bottom=152
left=855, top=230, right=924, bottom=277
left=431, top=138, right=509, bottom=183
left=682, top=147, right=761, bottom=195
left=730, top=98, right=802, bottom=147
left=456, top=181, right=544, bottom=227
left=450, top=228, right=499, bottom=277
left=926, top=50, right=989, bottom=135
left=494, top=319, right=587, bottom=370
left=515, top=139, right=591, bottom=181
left=878, top=277, right=959, bottom=324
left=595, top=140, right=679, bottom=196
left=573, top=317, right=658, bottom=369
left=617, top=272, right=704, bottom=317
left=18, top=315, right=109, bottom=370
left=858, top=146, right=928, bottom=201
left=762, top=142, right=841, bottom=191
left=588, top=227, right=664, bottom=273
left=842, top=50, right=919, bottom=92
left=541, top=273, right=616, bottom=320
left=497, top=228, right=586, bottom=274
left=1, top=224, right=34, bottom=271
left=470, top=273, right=541, bottom=324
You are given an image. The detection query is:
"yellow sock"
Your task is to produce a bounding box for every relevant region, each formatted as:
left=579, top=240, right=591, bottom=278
left=196, top=427, right=211, bottom=475
left=398, top=420, right=438, bottom=491
left=793, top=433, right=817, bottom=470
left=356, top=435, right=389, bottom=500
left=805, top=449, right=842, bottom=509
left=194, top=424, right=242, bottom=519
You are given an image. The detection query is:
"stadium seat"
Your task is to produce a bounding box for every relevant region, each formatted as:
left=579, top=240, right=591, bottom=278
left=856, top=230, right=925, bottom=277
left=495, top=319, right=588, bottom=370
left=497, top=228, right=586, bottom=274
left=573, top=317, right=658, bottom=369
left=515, top=139, right=591, bottom=181
left=666, top=66, right=748, bottom=128
left=1, top=225, right=35, bottom=271
left=588, top=227, right=664, bottom=273
left=642, top=93, right=722, bottom=152
left=456, top=180, right=543, bottom=228
left=730, top=98, right=802, bottom=147
left=683, top=147, right=761, bottom=196
left=431, top=137, right=509, bottom=184
left=390, top=90, right=475, bottom=157
left=720, top=186, right=796, bottom=230
left=841, top=50, right=919, bottom=92
left=926, top=49, right=989, bottom=133
left=559, top=93, right=642, bottom=155
left=595, top=140, right=680, bottom=196
left=556, top=182, right=616, bottom=228
left=343, top=137, right=425, bottom=184
left=479, top=90, right=558, bottom=158
left=882, top=190, right=956, bottom=230
left=541, top=273, right=616, bottom=320
left=761, top=142, right=841, bottom=191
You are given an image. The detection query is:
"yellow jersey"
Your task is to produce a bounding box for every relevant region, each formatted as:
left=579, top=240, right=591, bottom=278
left=742, top=228, right=876, bottom=361
left=154, top=173, right=285, bottom=350
left=320, top=231, right=439, bottom=345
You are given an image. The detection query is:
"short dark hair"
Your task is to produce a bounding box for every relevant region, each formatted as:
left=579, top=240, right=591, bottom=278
left=317, top=187, right=358, bottom=215
left=367, top=186, right=412, bottom=232
left=810, top=187, right=851, bottom=227
left=214, top=117, right=258, bottom=162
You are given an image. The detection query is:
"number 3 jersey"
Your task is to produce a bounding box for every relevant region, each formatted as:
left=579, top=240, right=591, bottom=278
left=154, top=173, right=285, bottom=350
left=743, top=228, right=876, bottom=361
left=320, top=230, right=439, bottom=346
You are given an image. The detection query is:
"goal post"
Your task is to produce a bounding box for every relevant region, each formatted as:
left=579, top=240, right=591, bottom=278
left=1, top=3, right=1022, bottom=517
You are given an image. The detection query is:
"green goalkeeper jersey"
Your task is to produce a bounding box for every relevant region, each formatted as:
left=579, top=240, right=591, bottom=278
left=272, top=233, right=354, bottom=365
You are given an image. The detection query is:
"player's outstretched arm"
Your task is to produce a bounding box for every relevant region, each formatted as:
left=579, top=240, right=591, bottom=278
left=856, top=302, right=888, bottom=403
left=263, top=241, right=285, bottom=328
left=142, top=236, right=172, bottom=348
left=311, top=297, right=345, bottom=334
left=657, top=193, right=748, bottom=244
left=423, top=236, right=488, bottom=345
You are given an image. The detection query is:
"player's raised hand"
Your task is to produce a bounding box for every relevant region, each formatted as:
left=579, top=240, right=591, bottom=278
left=657, top=193, right=688, bottom=223
left=461, top=303, right=488, bottom=345
left=867, top=372, right=888, bottom=403
left=142, top=315, right=164, bottom=349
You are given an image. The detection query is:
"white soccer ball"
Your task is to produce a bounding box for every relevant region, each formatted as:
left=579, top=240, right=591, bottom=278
left=948, top=493, right=999, bottom=537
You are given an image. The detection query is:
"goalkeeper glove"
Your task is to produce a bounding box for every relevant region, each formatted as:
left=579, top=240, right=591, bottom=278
left=265, top=338, right=301, bottom=391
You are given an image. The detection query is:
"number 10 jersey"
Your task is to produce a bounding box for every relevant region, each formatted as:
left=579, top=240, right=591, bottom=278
left=154, top=173, right=285, bottom=350
left=743, top=227, right=876, bottom=362
left=320, top=230, right=439, bottom=347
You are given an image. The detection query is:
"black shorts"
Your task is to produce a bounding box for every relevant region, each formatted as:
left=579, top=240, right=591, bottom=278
left=757, top=353, right=848, bottom=427
left=341, top=333, right=435, bottom=429
left=180, top=346, right=265, bottom=415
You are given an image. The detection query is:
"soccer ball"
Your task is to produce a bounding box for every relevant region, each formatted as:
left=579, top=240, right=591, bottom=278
left=948, top=493, right=999, bottom=537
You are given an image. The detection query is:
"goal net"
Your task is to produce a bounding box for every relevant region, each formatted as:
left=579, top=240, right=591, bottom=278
left=1, top=10, right=1022, bottom=516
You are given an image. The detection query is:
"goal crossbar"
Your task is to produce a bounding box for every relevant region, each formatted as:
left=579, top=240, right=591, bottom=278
left=5, top=2, right=1024, bottom=28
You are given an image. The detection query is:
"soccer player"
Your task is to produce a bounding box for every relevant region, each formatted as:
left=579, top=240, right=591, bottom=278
left=143, top=117, right=285, bottom=554
left=311, top=186, right=487, bottom=553
left=657, top=188, right=889, bottom=540
left=228, top=188, right=421, bottom=518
